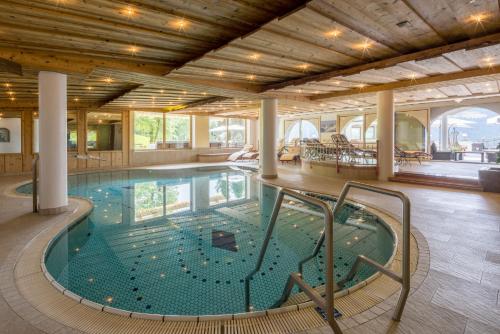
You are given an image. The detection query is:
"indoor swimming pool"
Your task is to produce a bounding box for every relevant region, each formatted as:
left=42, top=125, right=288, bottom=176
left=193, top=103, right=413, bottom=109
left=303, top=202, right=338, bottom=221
left=18, top=167, right=395, bottom=316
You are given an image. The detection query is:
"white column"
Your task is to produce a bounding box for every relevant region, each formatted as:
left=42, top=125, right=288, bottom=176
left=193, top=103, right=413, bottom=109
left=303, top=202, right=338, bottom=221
left=440, top=115, right=448, bottom=151
left=376, top=90, right=395, bottom=181
left=259, top=98, right=277, bottom=178
left=246, top=119, right=258, bottom=149
left=191, top=115, right=210, bottom=149
left=38, top=71, right=68, bottom=214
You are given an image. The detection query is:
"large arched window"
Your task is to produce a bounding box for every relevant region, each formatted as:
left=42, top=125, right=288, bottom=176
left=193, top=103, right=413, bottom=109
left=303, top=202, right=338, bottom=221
left=284, top=119, right=319, bottom=144
left=341, top=116, right=363, bottom=142
left=431, top=107, right=500, bottom=153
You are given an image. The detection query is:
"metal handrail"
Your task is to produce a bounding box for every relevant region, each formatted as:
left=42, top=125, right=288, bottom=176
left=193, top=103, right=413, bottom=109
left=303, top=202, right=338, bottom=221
left=244, top=188, right=343, bottom=333
left=244, top=181, right=411, bottom=333
left=297, top=181, right=411, bottom=322
left=32, top=154, right=39, bottom=213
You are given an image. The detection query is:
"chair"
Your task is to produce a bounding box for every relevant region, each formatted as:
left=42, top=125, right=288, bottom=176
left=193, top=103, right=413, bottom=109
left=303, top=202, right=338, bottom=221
left=395, top=146, right=432, bottom=165
left=227, top=145, right=254, bottom=162
left=279, top=145, right=301, bottom=164
left=331, top=134, right=376, bottom=164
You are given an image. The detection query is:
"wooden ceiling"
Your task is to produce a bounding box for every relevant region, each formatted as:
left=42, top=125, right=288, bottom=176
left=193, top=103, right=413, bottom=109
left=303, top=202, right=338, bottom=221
left=0, top=0, right=499, bottom=117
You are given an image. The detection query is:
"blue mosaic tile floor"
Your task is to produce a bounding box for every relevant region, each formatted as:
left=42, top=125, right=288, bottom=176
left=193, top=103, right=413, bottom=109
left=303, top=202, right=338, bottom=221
left=19, top=167, right=394, bottom=315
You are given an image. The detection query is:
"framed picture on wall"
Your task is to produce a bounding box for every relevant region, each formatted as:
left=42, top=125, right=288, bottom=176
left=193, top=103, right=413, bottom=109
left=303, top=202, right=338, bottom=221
left=0, top=128, right=10, bottom=143
left=320, top=116, right=336, bottom=142
left=320, top=119, right=336, bottom=133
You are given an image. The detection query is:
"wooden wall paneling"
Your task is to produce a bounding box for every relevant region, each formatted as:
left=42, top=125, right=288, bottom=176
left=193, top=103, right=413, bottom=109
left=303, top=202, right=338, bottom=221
left=5, top=154, right=22, bottom=173
left=99, top=152, right=112, bottom=168
left=0, top=155, right=5, bottom=173
left=112, top=151, right=123, bottom=167
left=86, top=156, right=100, bottom=169
left=67, top=154, right=78, bottom=170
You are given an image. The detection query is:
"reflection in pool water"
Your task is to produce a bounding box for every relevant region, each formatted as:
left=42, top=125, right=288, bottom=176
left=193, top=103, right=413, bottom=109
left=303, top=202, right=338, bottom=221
left=18, top=167, right=394, bottom=316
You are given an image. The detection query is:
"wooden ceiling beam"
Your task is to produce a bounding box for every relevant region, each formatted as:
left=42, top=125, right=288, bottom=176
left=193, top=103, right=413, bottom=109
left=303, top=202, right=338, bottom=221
left=312, top=65, right=500, bottom=101
left=0, top=47, right=171, bottom=76
left=264, top=32, right=500, bottom=91
left=0, top=57, right=22, bottom=75
left=179, top=96, right=229, bottom=110
left=166, top=77, right=263, bottom=95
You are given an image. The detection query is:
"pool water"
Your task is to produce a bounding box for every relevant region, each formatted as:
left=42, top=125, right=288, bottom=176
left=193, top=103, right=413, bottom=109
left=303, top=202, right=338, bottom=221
left=18, top=167, right=394, bottom=316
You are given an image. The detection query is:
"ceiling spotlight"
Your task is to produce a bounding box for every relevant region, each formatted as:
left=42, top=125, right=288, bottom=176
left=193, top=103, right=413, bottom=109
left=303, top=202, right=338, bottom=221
left=249, top=53, right=261, bottom=61
left=469, top=13, right=486, bottom=24
left=171, top=18, right=189, bottom=31
left=326, top=29, right=341, bottom=38
left=122, top=6, right=136, bottom=18
left=128, top=46, right=139, bottom=55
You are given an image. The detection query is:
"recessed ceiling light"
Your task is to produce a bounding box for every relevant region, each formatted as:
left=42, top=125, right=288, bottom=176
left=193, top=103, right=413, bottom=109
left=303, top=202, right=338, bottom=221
left=121, top=6, right=136, bottom=18
left=325, top=29, right=341, bottom=38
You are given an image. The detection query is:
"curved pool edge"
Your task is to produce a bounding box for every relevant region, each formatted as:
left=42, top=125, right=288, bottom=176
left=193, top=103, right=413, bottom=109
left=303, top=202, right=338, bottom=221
left=39, top=198, right=400, bottom=322
left=13, top=175, right=405, bottom=323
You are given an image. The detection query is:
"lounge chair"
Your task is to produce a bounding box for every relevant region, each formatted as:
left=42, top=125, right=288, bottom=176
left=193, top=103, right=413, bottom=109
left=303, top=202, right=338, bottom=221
left=227, top=145, right=254, bottom=162
left=395, top=146, right=432, bottom=165
left=241, top=151, right=259, bottom=160
left=279, top=145, right=301, bottom=164
left=331, top=134, right=376, bottom=163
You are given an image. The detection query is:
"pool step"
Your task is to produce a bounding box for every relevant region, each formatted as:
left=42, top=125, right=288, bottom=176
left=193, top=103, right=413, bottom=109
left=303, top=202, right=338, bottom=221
left=390, top=172, right=483, bottom=191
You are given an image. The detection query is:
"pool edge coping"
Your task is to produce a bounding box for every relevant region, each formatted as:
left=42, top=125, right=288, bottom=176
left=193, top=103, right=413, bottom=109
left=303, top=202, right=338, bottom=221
left=3, top=169, right=429, bottom=333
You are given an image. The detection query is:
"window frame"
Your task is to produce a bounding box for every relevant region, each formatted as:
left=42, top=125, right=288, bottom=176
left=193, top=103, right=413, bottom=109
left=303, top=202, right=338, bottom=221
left=209, top=117, right=246, bottom=148
left=133, top=111, right=191, bottom=150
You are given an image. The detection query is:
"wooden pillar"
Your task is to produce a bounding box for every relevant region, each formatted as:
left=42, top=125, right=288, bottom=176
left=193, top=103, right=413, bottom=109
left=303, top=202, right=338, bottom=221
left=22, top=110, right=34, bottom=172
left=77, top=109, right=87, bottom=169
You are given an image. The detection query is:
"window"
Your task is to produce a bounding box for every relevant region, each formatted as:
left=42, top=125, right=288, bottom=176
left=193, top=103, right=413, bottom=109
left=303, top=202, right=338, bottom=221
left=228, top=118, right=245, bottom=147
left=165, top=115, right=190, bottom=148
left=67, top=112, right=78, bottom=151
left=284, top=119, right=319, bottom=144
left=209, top=117, right=246, bottom=148
left=0, top=111, right=21, bottom=153
left=209, top=117, right=227, bottom=148
left=365, top=123, right=377, bottom=141
left=87, top=112, right=122, bottom=151
left=341, top=116, right=363, bottom=142
left=33, top=112, right=77, bottom=153
left=134, top=112, right=164, bottom=150
left=134, top=112, right=191, bottom=150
